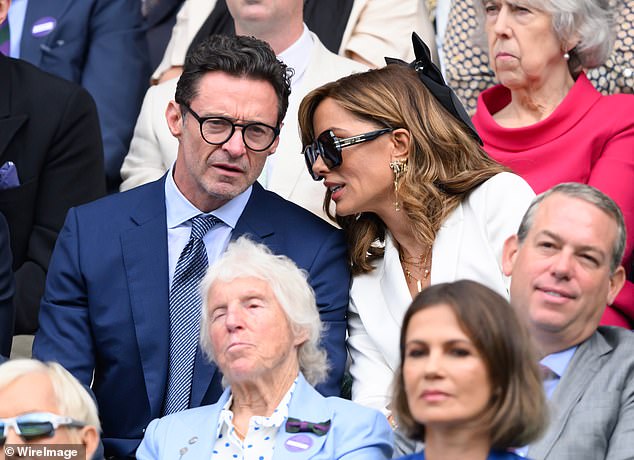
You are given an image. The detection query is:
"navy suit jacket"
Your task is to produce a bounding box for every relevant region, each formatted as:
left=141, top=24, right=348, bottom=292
left=33, top=178, right=349, bottom=458
left=19, top=0, right=150, bottom=189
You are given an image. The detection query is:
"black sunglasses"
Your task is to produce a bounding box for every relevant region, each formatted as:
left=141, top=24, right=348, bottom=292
left=303, top=128, right=394, bottom=181
left=0, top=412, right=86, bottom=445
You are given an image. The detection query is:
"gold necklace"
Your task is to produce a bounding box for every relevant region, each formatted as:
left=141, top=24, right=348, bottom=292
left=400, top=246, right=431, bottom=293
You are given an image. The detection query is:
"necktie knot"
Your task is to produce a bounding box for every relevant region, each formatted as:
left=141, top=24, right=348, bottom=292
left=190, top=215, right=220, bottom=240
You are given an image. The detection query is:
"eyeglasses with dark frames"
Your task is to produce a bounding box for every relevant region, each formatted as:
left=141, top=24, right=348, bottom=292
left=303, top=128, right=395, bottom=181
left=0, top=412, right=86, bottom=445
left=181, top=104, right=280, bottom=152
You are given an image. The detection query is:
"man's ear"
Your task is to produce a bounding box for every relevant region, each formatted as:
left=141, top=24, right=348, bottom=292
left=166, top=100, right=183, bottom=138
left=0, top=0, right=10, bottom=24
left=502, top=235, right=520, bottom=277
left=389, top=128, right=410, bottom=162
left=607, top=266, right=626, bottom=306
left=268, top=121, right=284, bottom=156
left=79, top=425, right=100, bottom=460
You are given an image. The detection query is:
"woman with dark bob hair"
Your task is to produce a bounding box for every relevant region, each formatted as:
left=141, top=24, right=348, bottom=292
left=393, top=280, right=548, bottom=460
left=298, top=36, right=535, bottom=420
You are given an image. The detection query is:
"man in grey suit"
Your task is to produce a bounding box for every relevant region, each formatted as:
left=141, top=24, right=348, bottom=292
left=502, top=182, right=633, bottom=460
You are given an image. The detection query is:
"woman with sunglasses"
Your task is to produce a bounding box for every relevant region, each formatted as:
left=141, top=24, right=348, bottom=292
left=0, top=359, right=101, bottom=458
left=297, top=36, right=535, bottom=430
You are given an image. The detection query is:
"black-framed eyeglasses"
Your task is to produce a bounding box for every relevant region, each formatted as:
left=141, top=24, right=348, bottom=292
left=0, top=412, right=86, bottom=445
left=182, top=104, right=280, bottom=152
left=303, top=128, right=394, bottom=181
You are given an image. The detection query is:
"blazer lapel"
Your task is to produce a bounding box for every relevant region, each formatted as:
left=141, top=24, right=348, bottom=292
left=232, top=183, right=276, bottom=245
left=431, top=203, right=463, bottom=283
left=379, top=233, right=415, bottom=368
left=527, top=332, right=611, bottom=459
left=274, top=375, right=331, bottom=459
left=121, top=178, right=171, bottom=418
left=21, top=0, right=74, bottom=64
left=177, top=390, right=229, bottom=458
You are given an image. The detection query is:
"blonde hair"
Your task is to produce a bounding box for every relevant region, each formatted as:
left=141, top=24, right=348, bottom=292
left=0, top=359, right=101, bottom=434
left=298, top=65, right=507, bottom=274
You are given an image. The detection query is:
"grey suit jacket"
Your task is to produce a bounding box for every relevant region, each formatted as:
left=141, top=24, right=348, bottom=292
left=528, top=326, right=634, bottom=460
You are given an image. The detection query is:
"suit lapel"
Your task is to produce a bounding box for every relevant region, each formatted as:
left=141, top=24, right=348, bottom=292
left=528, top=332, right=611, bottom=459
left=121, top=178, right=171, bottom=417
left=431, top=203, right=463, bottom=283
left=0, top=56, right=28, bottom=164
left=177, top=391, right=229, bottom=458
left=274, top=375, right=331, bottom=459
left=232, top=183, right=276, bottom=245
left=21, top=0, right=74, bottom=64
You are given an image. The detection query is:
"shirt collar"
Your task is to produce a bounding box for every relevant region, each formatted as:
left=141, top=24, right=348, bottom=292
left=540, top=345, right=578, bottom=378
left=277, top=24, right=314, bottom=89
left=164, top=166, right=252, bottom=229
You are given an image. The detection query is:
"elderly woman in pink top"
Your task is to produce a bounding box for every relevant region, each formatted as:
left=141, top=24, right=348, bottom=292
left=472, top=0, right=634, bottom=327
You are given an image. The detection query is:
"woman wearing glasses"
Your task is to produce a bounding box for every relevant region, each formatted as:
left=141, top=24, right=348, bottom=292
left=0, top=359, right=101, bottom=458
left=297, top=35, right=535, bottom=429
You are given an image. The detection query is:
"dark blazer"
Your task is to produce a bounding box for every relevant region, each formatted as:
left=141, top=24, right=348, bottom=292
left=0, top=54, right=105, bottom=334
left=19, top=0, right=150, bottom=189
left=0, top=212, right=14, bottom=358
left=33, top=178, right=349, bottom=459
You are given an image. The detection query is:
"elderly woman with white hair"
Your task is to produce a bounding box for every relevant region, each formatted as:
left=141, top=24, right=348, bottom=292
left=137, top=237, right=393, bottom=459
left=471, top=0, right=634, bottom=327
left=0, top=359, right=101, bottom=458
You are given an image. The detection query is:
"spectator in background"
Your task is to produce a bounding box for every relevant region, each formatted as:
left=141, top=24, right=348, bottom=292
left=0, top=213, right=13, bottom=358
left=152, top=0, right=436, bottom=83
left=120, top=0, right=366, bottom=220
left=393, top=281, right=547, bottom=459
left=0, top=0, right=105, bottom=335
left=503, top=183, right=633, bottom=459
left=298, top=35, right=534, bottom=425
left=137, top=237, right=393, bottom=460
left=141, top=0, right=186, bottom=70
left=34, top=34, right=349, bottom=458
left=435, top=0, right=633, bottom=115
left=0, top=359, right=101, bottom=459
left=472, top=0, right=634, bottom=327
left=3, top=0, right=150, bottom=191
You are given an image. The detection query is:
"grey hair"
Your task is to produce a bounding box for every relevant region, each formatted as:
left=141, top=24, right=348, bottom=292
left=199, top=236, right=329, bottom=386
left=0, top=360, right=101, bottom=433
left=475, top=0, right=615, bottom=74
left=517, top=183, right=626, bottom=274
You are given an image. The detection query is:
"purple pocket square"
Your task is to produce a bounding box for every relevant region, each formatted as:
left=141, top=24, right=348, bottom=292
left=0, top=161, right=20, bottom=190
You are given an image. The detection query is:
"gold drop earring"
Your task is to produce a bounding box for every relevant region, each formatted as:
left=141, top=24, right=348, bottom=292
left=389, top=159, right=408, bottom=211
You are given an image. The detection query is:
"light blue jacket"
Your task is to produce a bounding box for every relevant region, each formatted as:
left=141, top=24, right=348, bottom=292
left=137, top=374, right=393, bottom=459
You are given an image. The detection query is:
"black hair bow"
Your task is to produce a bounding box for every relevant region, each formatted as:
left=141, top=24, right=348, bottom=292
left=385, top=33, right=483, bottom=145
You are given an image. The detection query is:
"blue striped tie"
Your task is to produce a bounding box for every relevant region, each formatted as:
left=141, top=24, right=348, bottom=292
left=163, top=214, right=221, bottom=415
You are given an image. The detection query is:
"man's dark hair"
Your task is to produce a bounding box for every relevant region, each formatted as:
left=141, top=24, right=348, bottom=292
left=175, top=34, right=292, bottom=125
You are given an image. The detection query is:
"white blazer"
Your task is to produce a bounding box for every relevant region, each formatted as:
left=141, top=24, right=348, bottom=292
left=120, top=33, right=365, bottom=219
left=347, top=172, right=536, bottom=412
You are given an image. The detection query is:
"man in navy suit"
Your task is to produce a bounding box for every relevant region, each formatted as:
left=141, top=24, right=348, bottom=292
left=34, top=34, right=349, bottom=459
left=10, top=0, right=150, bottom=190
